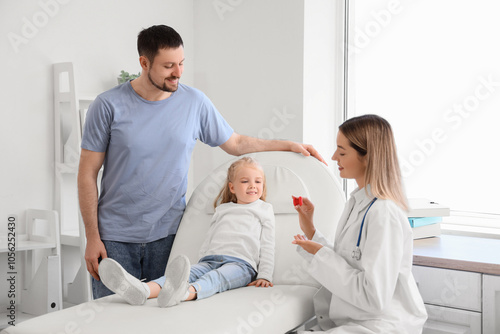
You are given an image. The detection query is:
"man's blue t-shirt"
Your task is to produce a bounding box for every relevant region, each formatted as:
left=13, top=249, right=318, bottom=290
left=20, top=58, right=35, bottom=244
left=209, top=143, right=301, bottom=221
left=81, top=82, right=233, bottom=243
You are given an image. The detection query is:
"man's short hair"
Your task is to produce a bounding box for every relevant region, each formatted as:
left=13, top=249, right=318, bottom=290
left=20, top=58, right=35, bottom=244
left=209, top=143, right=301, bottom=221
left=137, top=25, right=184, bottom=63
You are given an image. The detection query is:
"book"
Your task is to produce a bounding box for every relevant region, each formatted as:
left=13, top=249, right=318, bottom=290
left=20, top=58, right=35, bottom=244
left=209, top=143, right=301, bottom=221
left=407, top=198, right=450, bottom=218
left=408, top=216, right=442, bottom=228
left=412, top=222, right=441, bottom=240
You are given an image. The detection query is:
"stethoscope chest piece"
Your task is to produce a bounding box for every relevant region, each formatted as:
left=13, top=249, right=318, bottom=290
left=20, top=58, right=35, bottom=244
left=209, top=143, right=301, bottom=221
left=351, top=247, right=362, bottom=261
left=351, top=197, right=378, bottom=261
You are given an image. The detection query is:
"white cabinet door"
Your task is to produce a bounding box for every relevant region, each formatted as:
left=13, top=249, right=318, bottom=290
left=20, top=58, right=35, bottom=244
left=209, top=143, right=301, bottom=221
left=423, top=304, right=481, bottom=334
left=413, top=265, right=481, bottom=312
left=483, top=274, right=500, bottom=334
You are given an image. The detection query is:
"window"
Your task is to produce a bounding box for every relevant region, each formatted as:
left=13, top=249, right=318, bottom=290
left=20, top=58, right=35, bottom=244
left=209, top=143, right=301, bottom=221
left=346, top=0, right=500, bottom=231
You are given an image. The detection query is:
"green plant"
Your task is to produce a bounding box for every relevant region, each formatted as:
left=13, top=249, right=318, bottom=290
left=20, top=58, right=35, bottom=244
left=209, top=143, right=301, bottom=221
left=117, top=70, right=141, bottom=84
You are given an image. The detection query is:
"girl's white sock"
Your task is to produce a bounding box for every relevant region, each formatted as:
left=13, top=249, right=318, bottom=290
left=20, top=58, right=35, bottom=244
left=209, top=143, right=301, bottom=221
left=182, top=290, right=190, bottom=301
left=142, top=282, right=151, bottom=298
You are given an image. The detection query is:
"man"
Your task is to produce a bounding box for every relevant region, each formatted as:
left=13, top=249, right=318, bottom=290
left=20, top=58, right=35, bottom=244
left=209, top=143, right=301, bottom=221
left=78, top=25, right=325, bottom=298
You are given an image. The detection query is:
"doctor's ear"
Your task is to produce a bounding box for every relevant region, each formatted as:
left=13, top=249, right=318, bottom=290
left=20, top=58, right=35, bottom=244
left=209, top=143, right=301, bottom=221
left=358, top=153, right=368, bottom=165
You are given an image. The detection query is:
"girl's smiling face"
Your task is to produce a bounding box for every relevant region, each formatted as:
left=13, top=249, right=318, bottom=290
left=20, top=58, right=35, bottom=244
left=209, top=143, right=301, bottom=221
left=332, top=131, right=367, bottom=188
left=228, top=165, right=264, bottom=204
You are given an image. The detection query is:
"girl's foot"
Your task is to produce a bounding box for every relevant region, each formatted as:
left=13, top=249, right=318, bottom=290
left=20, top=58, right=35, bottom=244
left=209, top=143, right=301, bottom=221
left=157, top=255, right=190, bottom=307
left=99, top=258, right=149, bottom=305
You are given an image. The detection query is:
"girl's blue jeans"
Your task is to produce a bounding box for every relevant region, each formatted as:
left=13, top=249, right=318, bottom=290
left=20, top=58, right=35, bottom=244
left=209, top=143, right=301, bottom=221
left=152, top=255, right=256, bottom=300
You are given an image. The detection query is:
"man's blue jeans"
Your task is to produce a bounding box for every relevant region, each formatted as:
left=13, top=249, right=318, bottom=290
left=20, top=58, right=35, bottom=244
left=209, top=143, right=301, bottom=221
left=152, top=255, right=256, bottom=300
left=92, top=235, right=175, bottom=299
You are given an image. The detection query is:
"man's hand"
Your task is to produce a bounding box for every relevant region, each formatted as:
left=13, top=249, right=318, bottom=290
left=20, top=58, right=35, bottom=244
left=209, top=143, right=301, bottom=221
left=84, top=237, right=108, bottom=280
left=219, top=133, right=327, bottom=165
left=289, top=142, right=327, bottom=165
left=247, top=279, right=273, bottom=288
left=292, top=234, right=323, bottom=255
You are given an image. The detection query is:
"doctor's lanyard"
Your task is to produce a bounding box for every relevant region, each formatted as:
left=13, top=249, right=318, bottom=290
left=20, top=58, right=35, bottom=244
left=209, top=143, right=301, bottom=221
left=351, top=197, right=378, bottom=261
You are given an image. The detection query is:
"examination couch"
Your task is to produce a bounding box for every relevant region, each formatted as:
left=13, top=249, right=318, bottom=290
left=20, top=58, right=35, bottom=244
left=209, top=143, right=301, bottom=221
left=2, top=151, right=345, bottom=334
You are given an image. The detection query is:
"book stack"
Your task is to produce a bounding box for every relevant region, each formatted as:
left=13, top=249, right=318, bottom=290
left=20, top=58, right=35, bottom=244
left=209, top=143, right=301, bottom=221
left=407, top=198, right=450, bottom=240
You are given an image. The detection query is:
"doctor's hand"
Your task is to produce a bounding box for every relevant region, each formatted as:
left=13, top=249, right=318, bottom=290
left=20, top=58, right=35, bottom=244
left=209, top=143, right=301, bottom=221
left=294, top=197, right=316, bottom=240
left=292, top=234, right=323, bottom=255
left=84, top=236, right=108, bottom=281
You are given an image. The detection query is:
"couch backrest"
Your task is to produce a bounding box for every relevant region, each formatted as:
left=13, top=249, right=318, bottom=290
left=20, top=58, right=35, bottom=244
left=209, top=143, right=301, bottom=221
left=169, top=152, right=345, bottom=287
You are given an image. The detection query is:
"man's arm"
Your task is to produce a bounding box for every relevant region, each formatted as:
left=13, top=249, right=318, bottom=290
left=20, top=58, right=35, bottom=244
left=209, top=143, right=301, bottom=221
left=219, top=133, right=327, bottom=164
left=77, top=148, right=107, bottom=280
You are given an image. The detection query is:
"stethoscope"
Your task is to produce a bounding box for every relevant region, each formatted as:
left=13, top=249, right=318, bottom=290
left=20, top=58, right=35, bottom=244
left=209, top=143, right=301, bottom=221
left=351, top=197, right=378, bottom=261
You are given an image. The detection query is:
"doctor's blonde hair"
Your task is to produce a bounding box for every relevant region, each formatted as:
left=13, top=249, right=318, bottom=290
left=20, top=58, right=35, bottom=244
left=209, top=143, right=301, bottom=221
left=213, top=157, right=267, bottom=208
left=340, top=114, right=408, bottom=211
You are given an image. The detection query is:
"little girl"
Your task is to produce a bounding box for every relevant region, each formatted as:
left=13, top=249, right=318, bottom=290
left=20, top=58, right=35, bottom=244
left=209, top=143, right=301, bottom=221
left=293, top=115, right=427, bottom=333
left=98, top=156, right=275, bottom=307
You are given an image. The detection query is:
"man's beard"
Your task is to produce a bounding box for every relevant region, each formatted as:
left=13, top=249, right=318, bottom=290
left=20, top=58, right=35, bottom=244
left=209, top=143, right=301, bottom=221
left=148, top=71, right=179, bottom=93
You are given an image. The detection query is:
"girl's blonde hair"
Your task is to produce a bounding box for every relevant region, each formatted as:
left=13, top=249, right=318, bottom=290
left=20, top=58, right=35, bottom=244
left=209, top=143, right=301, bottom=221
left=339, top=114, right=408, bottom=211
left=213, top=157, right=267, bottom=208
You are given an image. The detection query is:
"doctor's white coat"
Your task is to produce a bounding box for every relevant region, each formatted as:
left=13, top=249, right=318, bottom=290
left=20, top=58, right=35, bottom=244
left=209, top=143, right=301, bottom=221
left=298, top=186, right=427, bottom=333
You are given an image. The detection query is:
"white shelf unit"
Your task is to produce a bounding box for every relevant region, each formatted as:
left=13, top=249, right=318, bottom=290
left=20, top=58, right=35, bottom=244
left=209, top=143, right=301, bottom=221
left=54, top=62, right=83, bottom=240
left=0, top=210, right=62, bottom=329
left=53, top=62, right=93, bottom=306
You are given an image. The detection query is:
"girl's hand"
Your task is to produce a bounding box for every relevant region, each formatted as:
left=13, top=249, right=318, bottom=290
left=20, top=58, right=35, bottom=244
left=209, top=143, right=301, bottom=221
left=294, top=197, right=316, bottom=239
left=292, top=234, right=323, bottom=255
left=247, top=279, right=273, bottom=288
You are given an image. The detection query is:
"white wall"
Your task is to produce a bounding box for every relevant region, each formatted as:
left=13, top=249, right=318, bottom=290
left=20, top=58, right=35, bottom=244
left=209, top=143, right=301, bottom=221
left=0, top=0, right=194, bottom=308
left=190, top=0, right=343, bottom=188
left=303, top=0, right=344, bottom=175
left=191, top=0, right=306, bottom=188
left=0, top=0, right=194, bottom=229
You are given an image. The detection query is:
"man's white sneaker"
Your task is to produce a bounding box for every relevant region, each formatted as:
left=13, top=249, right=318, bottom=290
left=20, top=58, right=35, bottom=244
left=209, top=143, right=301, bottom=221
left=99, top=258, right=148, bottom=305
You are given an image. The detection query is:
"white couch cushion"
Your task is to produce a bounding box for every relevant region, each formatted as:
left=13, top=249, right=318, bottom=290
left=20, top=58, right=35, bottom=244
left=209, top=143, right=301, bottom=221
left=1, top=285, right=317, bottom=334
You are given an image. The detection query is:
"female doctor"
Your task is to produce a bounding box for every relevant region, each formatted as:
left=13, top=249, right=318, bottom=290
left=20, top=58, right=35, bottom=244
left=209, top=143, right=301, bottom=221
left=293, top=114, right=427, bottom=333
